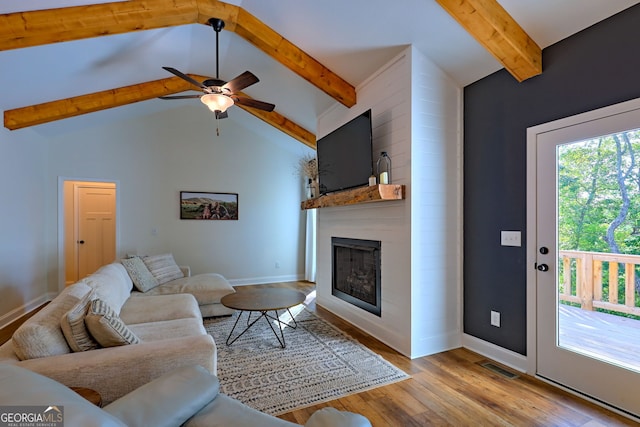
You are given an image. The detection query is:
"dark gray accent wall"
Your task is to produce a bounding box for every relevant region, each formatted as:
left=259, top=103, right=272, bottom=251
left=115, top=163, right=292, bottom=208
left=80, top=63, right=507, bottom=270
left=463, top=4, right=640, bottom=355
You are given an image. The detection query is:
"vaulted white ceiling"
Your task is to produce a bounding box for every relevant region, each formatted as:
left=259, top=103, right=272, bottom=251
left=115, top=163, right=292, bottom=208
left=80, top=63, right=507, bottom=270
left=1, top=0, right=637, bottom=142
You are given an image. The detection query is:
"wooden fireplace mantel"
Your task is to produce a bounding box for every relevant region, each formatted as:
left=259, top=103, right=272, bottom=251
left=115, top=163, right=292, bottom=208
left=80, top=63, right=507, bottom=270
left=301, top=184, right=405, bottom=210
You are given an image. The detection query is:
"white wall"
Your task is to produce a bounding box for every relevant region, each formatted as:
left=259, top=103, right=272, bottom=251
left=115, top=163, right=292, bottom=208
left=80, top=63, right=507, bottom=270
left=316, top=47, right=462, bottom=358
left=409, top=47, right=462, bottom=357
left=0, top=127, right=51, bottom=322
left=0, top=102, right=313, bottom=324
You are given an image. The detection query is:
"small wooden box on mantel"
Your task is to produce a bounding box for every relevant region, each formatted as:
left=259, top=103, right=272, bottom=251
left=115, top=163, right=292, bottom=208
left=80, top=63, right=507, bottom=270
left=301, top=184, right=405, bottom=210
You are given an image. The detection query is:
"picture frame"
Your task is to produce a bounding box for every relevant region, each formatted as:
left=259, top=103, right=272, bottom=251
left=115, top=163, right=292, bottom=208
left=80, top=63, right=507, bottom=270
left=180, top=191, right=238, bottom=220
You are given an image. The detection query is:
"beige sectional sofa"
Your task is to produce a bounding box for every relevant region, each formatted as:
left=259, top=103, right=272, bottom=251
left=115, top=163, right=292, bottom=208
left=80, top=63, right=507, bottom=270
left=0, top=261, right=218, bottom=405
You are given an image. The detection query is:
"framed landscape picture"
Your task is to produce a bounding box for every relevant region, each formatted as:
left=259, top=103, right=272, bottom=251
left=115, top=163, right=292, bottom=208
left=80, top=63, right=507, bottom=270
left=180, top=191, right=238, bottom=220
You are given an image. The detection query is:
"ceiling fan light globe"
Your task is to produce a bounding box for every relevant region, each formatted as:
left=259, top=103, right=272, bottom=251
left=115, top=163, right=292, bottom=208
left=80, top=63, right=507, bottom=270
left=201, top=93, right=234, bottom=113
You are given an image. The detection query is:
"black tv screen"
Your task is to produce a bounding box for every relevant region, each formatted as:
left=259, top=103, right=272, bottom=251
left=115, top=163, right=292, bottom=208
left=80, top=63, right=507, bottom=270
left=317, top=109, right=373, bottom=195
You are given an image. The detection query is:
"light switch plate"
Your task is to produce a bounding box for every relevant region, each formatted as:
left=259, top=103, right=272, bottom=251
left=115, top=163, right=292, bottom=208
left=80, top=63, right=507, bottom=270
left=501, top=231, right=521, bottom=247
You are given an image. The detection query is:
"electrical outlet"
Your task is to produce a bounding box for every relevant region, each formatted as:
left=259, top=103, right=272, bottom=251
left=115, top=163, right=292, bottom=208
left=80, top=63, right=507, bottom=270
left=491, top=310, right=501, bottom=327
left=501, top=231, right=521, bottom=247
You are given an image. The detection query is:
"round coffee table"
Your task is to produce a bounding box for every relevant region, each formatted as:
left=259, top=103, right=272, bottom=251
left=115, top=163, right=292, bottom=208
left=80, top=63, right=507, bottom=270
left=220, top=288, right=305, bottom=348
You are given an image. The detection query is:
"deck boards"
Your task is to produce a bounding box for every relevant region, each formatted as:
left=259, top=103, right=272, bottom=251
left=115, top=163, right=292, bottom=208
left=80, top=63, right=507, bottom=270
left=560, top=304, right=640, bottom=371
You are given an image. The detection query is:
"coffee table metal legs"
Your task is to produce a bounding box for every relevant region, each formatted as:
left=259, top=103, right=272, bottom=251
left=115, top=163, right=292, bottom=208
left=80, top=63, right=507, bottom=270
left=226, top=308, right=299, bottom=348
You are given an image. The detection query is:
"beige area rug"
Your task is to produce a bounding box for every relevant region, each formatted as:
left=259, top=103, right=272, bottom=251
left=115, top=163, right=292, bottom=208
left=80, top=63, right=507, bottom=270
left=203, top=306, right=409, bottom=415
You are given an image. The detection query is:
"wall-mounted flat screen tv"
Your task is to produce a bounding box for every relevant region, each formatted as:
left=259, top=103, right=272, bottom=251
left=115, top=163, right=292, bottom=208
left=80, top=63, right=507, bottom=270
left=317, top=109, right=373, bottom=195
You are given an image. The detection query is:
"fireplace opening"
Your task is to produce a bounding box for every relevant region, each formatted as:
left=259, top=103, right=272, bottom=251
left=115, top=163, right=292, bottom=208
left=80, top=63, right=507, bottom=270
left=331, top=237, right=381, bottom=316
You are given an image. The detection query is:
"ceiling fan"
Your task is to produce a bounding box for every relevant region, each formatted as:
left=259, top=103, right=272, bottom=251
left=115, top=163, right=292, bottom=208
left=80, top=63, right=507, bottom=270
left=159, top=18, right=275, bottom=120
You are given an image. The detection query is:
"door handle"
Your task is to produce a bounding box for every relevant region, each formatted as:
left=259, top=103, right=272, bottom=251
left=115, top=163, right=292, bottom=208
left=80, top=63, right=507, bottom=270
left=537, top=263, right=549, bottom=272
left=77, top=240, right=85, bottom=244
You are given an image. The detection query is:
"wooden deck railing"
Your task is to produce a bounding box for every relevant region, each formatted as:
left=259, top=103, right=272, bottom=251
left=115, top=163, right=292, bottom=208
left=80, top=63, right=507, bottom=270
left=559, top=250, right=640, bottom=316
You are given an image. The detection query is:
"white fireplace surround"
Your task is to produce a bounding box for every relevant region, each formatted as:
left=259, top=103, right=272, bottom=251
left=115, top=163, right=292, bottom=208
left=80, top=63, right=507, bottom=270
left=315, top=46, right=462, bottom=359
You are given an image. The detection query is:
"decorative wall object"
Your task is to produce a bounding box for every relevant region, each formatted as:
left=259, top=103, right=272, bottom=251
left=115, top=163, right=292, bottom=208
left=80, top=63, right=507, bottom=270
left=298, top=154, right=319, bottom=199
left=180, top=191, right=238, bottom=220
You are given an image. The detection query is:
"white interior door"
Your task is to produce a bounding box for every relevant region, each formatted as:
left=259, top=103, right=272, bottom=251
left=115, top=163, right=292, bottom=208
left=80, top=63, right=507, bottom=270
left=76, top=184, right=116, bottom=278
left=531, top=99, right=640, bottom=417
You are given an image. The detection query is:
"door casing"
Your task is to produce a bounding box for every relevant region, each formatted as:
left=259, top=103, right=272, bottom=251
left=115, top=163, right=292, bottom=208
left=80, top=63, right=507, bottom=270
left=527, top=97, right=640, bottom=419
left=58, top=177, right=120, bottom=291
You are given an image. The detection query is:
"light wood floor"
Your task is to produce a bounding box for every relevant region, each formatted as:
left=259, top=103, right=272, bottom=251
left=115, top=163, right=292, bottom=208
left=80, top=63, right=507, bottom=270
left=1, top=282, right=637, bottom=426
left=238, top=282, right=637, bottom=427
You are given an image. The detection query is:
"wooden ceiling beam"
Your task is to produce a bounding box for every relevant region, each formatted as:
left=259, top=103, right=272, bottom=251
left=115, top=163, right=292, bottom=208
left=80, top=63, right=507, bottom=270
left=3, top=77, right=194, bottom=130
left=3, top=74, right=316, bottom=148
left=435, top=0, right=541, bottom=82
left=0, top=0, right=199, bottom=50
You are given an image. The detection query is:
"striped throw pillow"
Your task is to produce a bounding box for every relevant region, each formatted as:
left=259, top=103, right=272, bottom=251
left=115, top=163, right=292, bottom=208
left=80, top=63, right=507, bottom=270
left=85, top=299, right=141, bottom=347
left=142, top=253, right=184, bottom=285
left=60, top=291, right=99, bottom=352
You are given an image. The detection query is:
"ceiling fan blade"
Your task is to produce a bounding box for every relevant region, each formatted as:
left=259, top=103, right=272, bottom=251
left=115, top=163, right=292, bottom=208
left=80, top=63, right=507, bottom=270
left=222, top=71, right=259, bottom=94
left=162, top=67, right=207, bottom=90
left=233, top=96, right=275, bottom=112
left=158, top=95, right=202, bottom=100
left=215, top=111, right=228, bottom=120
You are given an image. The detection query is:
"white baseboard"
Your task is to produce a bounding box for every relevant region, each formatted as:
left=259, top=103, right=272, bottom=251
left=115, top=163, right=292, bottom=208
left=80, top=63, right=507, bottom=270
left=228, top=274, right=305, bottom=286
left=0, top=293, right=54, bottom=329
left=462, top=333, right=529, bottom=373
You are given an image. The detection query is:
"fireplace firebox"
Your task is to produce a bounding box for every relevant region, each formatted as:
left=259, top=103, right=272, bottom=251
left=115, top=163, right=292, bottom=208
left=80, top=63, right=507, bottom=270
left=331, top=237, right=381, bottom=316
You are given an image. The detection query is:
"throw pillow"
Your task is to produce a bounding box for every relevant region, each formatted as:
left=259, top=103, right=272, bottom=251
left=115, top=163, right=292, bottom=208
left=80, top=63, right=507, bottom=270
left=11, top=282, right=92, bottom=360
left=60, top=291, right=99, bottom=352
left=85, top=299, right=141, bottom=347
left=121, top=256, right=159, bottom=292
left=142, top=253, right=184, bottom=285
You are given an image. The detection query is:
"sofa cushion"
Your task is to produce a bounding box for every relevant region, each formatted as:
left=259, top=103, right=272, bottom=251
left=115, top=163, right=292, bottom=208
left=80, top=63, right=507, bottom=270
left=12, top=282, right=92, bottom=360
left=0, top=364, right=126, bottom=427
left=121, top=256, right=158, bottom=292
left=83, top=263, right=133, bottom=314
left=140, top=273, right=235, bottom=306
left=129, top=318, right=206, bottom=342
left=120, top=294, right=201, bottom=325
left=104, top=365, right=218, bottom=427
left=142, top=253, right=184, bottom=285
left=85, top=299, right=141, bottom=347
left=60, top=290, right=99, bottom=352
left=305, top=407, right=372, bottom=427
left=183, top=393, right=300, bottom=427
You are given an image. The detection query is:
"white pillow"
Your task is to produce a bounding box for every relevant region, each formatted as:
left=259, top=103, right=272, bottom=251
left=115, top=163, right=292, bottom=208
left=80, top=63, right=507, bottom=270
left=142, top=253, right=184, bottom=285
left=121, top=256, right=159, bottom=292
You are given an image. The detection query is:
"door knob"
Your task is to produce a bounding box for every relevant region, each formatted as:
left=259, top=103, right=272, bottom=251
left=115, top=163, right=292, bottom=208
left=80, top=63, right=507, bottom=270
left=537, top=263, right=549, bottom=271
left=78, top=240, right=85, bottom=244
left=539, top=247, right=549, bottom=254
